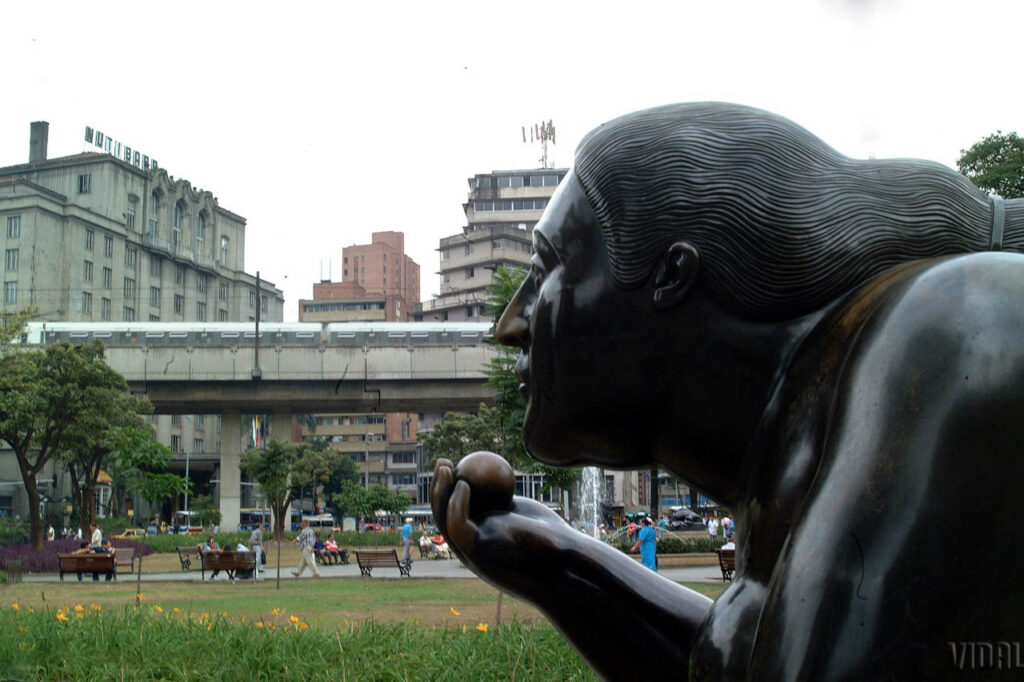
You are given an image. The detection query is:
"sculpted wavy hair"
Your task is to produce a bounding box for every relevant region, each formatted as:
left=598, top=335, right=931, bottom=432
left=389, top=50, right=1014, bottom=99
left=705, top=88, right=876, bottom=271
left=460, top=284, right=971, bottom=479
left=573, top=102, right=1024, bottom=321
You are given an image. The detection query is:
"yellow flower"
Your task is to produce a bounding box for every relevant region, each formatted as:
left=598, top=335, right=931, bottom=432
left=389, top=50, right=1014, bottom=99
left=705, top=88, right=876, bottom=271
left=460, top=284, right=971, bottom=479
left=74, top=604, right=84, bottom=613
left=154, top=605, right=163, bottom=614
left=207, top=623, right=213, bottom=631
left=173, top=607, right=182, bottom=615
left=271, top=608, right=280, bottom=616
left=56, top=612, right=68, bottom=622
left=76, top=612, right=84, bottom=619
left=476, top=623, right=488, bottom=632
left=11, top=603, right=19, bottom=611
left=290, top=615, right=299, bottom=624
left=202, top=612, right=210, bottom=621
left=221, top=611, right=228, bottom=618
left=450, top=607, right=460, bottom=616
left=27, top=608, right=33, bottom=613
left=255, top=621, right=264, bottom=629
left=299, top=622, right=309, bottom=630
left=137, top=593, right=145, bottom=601
left=91, top=604, right=101, bottom=612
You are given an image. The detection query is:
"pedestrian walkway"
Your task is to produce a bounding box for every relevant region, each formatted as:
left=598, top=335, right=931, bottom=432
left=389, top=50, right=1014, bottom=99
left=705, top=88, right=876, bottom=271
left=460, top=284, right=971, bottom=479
left=22, top=555, right=726, bottom=584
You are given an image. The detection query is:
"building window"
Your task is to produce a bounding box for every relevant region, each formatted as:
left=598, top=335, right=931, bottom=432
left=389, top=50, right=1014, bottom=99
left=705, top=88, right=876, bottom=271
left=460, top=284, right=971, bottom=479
left=218, top=281, right=228, bottom=300
left=217, top=309, right=228, bottom=321
left=196, top=213, right=205, bottom=252
left=175, top=264, right=186, bottom=285
left=248, top=289, right=256, bottom=309
left=174, top=294, right=184, bottom=314
left=102, top=267, right=112, bottom=289
left=150, top=255, right=162, bottom=278
left=149, top=193, right=160, bottom=235
left=443, top=273, right=450, bottom=284
left=85, top=229, right=95, bottom=251
left=467, top=267, right=475, bottom=279
left=5, top=249, right=18, bottom=271
left=260, top=295, right=268, bottom=314
left=103, top=235, right=113, bottom=257
left=125, top=247, right=137, bottom=268
left=126, top=196, right=137, bottom=231
left=393, top=450, right=416, bottom=464
left=197, top=274, right=207, bottom=294
left=171, top=435, right=182, bottom=453
left=194, top=415, right=204, bottom=430
left=150, top=286, right=160, bottom=307
left=392, top=473, right=415, bottom=486
left=100, top=297, right=111, bottom=320
left=194, top=438, right=204, bottom=453
left=465, top=243, right=473, bottom=255
left=78, top=174, right=92, bottom=193
left=123, top=277, right=135, bottom=300
left=123, top=306, right=135, bottom=321
left=196, top=302, right=206, bottom=321
left=173, top=202, right=185, bottom=250
left=6, top=216, right=21, bottom=239
left=219, top=236, right=229, bottom=264
left=83, top=260, right=92, bottom=281
left=149, top=314, right=160, bottom=321
left=3, top=281, right=16, bottom=304
left=171, top=414, right=182, bottom=426
left=81, top=292, right=92, bottom=314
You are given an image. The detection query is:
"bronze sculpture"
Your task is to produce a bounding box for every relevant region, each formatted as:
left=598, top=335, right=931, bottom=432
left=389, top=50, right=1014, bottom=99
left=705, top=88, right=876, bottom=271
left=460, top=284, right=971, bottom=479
left=432, top=102, right=1024, bottom=679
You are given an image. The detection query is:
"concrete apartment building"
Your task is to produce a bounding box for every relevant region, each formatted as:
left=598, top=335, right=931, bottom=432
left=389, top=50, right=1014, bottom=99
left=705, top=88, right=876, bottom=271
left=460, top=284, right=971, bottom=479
left=418, top=168, right=567, bottom=322
left=297, top=231, right=421, bottom=503
left=0, top=121, right=284, bottom=520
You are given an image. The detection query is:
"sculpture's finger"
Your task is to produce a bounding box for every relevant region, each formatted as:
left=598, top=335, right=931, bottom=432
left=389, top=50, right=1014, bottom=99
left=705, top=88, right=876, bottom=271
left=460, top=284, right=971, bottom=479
left=431, top=459, right=455, bottom=537
left=445, top=479, right=478, bottom=559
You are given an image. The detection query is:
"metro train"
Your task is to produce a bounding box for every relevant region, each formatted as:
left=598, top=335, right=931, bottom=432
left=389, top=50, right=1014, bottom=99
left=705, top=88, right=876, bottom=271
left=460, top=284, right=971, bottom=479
left=19, top=321, right=494, bottom=348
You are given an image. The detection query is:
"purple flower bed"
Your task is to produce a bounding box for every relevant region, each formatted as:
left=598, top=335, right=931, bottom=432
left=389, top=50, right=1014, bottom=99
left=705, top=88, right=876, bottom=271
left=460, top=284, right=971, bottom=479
left=0, top=537, right=154, bottom=574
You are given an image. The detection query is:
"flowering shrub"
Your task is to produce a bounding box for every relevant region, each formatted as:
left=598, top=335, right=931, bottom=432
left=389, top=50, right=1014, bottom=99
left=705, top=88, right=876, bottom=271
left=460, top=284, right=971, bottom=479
left=0, top=538, right=153, bottom=573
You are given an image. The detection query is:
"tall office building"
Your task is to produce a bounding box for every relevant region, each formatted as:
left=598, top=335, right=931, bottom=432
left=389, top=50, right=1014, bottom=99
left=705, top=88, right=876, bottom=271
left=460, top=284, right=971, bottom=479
left=297, top=232, right=420, bottom=502
left=418, top=168, right=566, bottom=322
left=0, top=121, right=284, bottom=519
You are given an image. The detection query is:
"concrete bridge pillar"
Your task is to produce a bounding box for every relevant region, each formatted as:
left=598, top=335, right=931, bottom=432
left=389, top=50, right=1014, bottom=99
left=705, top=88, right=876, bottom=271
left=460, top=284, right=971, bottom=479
left=271, top=411, right=297, bottom=444
left=220, top=410, right=242, bottom=532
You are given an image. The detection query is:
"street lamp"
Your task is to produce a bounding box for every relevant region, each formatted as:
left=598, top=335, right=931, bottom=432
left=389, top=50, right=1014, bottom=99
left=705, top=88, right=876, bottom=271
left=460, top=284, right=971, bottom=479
left=127, top=508, right=135, bottom=525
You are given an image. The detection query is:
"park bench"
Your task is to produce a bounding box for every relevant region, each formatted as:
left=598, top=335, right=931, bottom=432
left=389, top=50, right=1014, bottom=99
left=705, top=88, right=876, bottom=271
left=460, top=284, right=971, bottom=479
left=200, top=550, right=257, bottom=581
left=716, top=548, right=735, bottom=582
left=177, top=545, right=201, bottom=570
left=315, top=547, right=350, bottom=566
left=58, top=553, right=116, bottom=582
left=355, top=548, right=411, bottom=578
left=114, top=547, right=136, bottom=574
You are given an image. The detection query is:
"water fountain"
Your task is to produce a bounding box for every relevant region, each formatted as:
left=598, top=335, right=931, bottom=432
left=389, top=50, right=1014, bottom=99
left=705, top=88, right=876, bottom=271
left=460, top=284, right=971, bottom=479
left=579, top=467, right=602, bottom=539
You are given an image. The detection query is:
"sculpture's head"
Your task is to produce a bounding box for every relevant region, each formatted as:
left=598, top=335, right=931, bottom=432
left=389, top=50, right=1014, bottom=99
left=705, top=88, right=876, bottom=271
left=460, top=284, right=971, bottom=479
left=497, top=102, right=1009, bottom=467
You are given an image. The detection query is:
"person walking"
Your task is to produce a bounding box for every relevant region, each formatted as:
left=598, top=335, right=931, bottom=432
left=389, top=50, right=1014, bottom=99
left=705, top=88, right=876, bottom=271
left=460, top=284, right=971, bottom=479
left=401, top=517, right=414, bottom=566
left=291, top=520, right=319, bottom=578
left=631, top=517, right=658, bottom=572
left=249, top=523, right=264, bottom=578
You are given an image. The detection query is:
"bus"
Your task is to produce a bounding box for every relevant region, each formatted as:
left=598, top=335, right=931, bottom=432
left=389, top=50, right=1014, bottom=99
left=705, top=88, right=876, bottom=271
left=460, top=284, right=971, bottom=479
left=238, top=508, right=271, bottom=531
left=170, top=510, right=203, bottom=534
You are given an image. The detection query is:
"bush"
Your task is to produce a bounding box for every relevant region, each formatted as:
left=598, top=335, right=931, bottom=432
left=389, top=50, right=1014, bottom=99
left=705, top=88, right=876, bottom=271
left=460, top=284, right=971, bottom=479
left=609, top=533, right=726, bottom=554
left=0, top=537, right=153, bottom=573
left=0, top=516, right=29, bottom=547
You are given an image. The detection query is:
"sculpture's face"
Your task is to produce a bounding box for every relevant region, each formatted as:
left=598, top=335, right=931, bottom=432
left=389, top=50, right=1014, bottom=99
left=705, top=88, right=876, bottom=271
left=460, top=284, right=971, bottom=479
left=496, top=171, right=657, bottom=467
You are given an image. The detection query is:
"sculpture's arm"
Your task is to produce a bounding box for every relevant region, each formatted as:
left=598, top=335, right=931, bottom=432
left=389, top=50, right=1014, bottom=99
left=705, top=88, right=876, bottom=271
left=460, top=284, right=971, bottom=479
left=433, top=459, right=712, bottom=679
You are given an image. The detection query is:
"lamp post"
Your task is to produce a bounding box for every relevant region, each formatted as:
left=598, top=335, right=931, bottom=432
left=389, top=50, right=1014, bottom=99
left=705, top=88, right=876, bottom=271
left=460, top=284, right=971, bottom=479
left=127, top=508, right=134, bottom=526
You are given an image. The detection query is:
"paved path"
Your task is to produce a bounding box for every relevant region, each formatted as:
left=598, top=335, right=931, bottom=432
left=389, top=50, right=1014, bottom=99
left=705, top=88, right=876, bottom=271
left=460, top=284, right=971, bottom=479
left=22, top=555, right=725, bottom=584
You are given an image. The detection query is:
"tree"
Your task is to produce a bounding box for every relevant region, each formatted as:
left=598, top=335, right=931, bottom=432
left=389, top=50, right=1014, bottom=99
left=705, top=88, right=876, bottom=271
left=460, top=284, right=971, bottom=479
left=104, top=423, right=175, bottom=518
left=59, top=379, right=153, bottom=529
left=420, top=405, right=503, bottom=467
left=137, top=472, right=191, bottom=522
left=957, top=131, right=1024, bottom=198
left=331, top=481, right=412, bottom=528
left=0, top=340, right=135, bottom=550
left=189, top=495, right=221, bottom=529
left=240, top=439, right=300, bottom=538
left=289, top=444, right=343, bottom=514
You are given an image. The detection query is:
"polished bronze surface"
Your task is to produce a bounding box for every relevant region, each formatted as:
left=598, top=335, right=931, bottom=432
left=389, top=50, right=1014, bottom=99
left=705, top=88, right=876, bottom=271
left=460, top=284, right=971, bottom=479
left=433, top=103, right=1024, bottom=680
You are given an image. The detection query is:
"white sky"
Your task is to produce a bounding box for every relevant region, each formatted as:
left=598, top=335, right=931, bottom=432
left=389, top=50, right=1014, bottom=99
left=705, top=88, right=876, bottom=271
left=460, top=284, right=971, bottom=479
left=2, top=0, right=1021, bottom=321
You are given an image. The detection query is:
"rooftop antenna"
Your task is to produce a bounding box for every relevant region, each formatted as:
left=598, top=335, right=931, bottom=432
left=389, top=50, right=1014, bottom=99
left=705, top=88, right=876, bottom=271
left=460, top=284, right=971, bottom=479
left=522, top=120, right=556, bottom=168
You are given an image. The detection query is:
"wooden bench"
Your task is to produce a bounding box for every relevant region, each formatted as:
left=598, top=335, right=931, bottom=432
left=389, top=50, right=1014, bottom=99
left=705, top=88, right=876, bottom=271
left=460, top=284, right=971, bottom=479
left=355, top=548, right=411, bottom=577
left=114, top=547, right=136, bottom=574
left=177, top=546, right=201, bottom=570
left=200, top=551, right=257, bottom=580
left=315, top=547, right=349, bottom=566
left=58, top=553, right=116, bottom=582
left=716, top=548, right=735, bottom=582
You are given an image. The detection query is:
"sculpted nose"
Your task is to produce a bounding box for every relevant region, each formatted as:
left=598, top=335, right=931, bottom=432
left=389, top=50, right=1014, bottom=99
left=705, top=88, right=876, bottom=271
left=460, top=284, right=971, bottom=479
left=496, top=299, right=529, bottom=348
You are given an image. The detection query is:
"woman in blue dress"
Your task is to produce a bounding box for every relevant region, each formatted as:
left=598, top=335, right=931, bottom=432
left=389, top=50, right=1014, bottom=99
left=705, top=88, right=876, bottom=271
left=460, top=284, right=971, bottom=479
left=631, top=516, right=657, bottom=571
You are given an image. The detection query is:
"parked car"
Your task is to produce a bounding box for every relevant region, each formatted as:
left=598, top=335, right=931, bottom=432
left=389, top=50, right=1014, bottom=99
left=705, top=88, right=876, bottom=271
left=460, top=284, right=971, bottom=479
left=360, top=523, right=384, bottom=533
left=113, top=528, right=148, bottom=540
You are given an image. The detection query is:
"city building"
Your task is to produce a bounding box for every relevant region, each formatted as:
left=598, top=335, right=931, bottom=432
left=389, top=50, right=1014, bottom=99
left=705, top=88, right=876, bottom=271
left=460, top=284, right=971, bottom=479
left=418, top=168, right=567, bottom=322
left=297, top=231, right=421, bottom=502
left=0, top=121, right=284, bottom=521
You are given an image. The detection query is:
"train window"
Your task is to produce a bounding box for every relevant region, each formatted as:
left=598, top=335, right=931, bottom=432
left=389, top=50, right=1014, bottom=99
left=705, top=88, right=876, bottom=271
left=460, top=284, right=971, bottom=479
left=168, top=332, right=188, bottom=339
left=335, top=333, right=356, bottom=339
left=145, top=332, right=166, bottom=339
left=220, top=332, right=240, bottom=339
left=93, top=332, right=112, bottom=338
left=410, top=332, right=429, bottom=338
left=460, top=332, right=481, bottom=338
left=69, top=332, right=90, bottom=339
left=387, top=332, right=407, bottom=338
left=295, top=332, right=316, bottom=338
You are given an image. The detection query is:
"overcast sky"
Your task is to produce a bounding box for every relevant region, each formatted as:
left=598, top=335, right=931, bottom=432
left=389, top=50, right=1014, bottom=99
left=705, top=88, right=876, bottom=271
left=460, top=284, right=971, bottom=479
left=2, top=0, right=1021, bottom=321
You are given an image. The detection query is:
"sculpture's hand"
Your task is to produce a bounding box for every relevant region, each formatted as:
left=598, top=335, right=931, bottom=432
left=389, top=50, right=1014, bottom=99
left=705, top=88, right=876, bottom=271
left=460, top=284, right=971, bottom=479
left=431, top=453, right=571, bottom=597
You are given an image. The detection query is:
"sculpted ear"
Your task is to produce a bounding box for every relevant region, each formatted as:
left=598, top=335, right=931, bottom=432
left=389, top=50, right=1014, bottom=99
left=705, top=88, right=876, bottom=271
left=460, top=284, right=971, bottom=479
left=652, top=241, right=699, bottom=310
